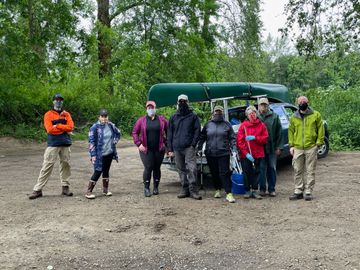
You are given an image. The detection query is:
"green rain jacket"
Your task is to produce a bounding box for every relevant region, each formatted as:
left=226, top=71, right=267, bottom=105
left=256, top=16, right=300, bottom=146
left=288, top=107, right=325, bottom=150
left=259, top=110, right=283, bottom=154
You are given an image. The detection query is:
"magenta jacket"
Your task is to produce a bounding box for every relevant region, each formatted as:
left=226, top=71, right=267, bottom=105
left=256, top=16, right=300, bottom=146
left=132, top=115, right=168, bottom=153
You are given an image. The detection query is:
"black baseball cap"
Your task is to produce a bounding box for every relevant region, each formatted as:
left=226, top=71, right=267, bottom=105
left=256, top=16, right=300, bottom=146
left=99, top=109, right=108, bottom=116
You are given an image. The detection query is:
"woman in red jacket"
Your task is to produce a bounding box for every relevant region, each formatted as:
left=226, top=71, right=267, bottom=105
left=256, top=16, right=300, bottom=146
left=237, top=105, right=268, bottom=199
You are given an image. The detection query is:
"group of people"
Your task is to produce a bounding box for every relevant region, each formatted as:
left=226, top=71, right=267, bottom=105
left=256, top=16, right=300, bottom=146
left=28, top=93, right=324, bottom=203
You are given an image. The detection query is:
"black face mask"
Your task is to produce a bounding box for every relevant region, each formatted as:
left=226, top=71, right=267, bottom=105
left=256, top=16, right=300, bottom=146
left=178, top=103, right=189, bottom=115
left=212, top=114, right=224, bottom=122
left=299, top=103, right=308, bottom=111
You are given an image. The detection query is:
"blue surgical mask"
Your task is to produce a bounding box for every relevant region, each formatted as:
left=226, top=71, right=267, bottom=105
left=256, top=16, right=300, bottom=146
left=147, top=108, right=156, bottom=117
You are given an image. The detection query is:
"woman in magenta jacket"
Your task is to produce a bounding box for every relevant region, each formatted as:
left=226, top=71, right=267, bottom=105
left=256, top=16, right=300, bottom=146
left=237, top=105, right=268, bottom=199
left=132, top=101, right=168, bottom=197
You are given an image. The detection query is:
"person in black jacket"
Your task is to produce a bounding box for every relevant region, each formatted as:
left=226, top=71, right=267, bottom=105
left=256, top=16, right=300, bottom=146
left=168, top=94, right=202, bottom=200
left=198, top=105, right=237, bottom=203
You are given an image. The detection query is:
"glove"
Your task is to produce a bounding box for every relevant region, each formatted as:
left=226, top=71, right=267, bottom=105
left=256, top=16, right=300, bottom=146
left=245, top=135, right=255, bottom=141
left=52, top=119, right=67, bottom=125
left=246, top=153, right=255, bottom=162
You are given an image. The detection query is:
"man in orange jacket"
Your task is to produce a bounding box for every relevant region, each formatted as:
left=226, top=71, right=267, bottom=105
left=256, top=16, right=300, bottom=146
left=29, top=94, right=74, bottom=199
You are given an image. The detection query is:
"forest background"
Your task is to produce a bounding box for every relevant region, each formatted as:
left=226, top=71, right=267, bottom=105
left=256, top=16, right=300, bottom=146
left=0, top=0, right=359, bottom=150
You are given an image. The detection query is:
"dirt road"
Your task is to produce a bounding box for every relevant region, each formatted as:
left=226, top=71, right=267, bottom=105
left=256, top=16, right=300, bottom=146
left=1, top=137, right=360, bottom=270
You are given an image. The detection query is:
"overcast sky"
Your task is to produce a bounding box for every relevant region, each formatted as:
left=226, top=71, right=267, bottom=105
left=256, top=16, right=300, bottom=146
left=260, top=0, right=287, bottom=38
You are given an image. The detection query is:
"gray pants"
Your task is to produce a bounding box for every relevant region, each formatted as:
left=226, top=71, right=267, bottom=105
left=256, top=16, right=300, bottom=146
left=174, top=147, right=198, bottom=194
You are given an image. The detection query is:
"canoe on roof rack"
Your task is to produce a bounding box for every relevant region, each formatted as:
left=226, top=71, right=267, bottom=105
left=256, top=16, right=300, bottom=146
left=147, top=82, right=290, bottom=108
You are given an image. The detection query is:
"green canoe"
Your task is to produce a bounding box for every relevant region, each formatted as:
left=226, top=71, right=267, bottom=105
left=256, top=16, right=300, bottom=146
left=148, top=82, right=290, bottom=107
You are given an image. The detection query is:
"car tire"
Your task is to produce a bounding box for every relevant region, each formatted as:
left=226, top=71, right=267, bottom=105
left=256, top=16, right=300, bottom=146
left=317, top=137, right=329, bottom=159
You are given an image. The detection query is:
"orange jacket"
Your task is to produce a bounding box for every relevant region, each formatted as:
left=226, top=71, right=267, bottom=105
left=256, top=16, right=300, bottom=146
left=44, top=109, right=74, bottom=135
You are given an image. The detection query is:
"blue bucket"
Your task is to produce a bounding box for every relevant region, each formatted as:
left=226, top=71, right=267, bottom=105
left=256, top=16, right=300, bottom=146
left=232, top=172, right=245, bottom=194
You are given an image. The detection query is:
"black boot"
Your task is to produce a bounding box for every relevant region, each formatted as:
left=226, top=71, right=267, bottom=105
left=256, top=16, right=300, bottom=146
left=62, top=186, right=73, bottom=196
left=153, top=179, right=160, bottom=195
left=144, top=180, right=151, bottom=197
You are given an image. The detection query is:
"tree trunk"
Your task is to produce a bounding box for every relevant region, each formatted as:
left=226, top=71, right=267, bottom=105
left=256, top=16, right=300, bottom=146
left=97, top=0, right=111, bottom=79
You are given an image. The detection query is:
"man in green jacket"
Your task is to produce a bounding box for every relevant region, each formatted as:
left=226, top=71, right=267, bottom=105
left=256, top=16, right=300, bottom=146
left=288, top=96, right=324, bottom=201
left=258, top=97, right=283, bottom=197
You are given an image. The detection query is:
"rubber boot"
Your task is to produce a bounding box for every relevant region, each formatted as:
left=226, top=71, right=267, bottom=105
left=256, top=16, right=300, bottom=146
left=144, top=180, right=151, bottom=197
left=62, top=186, right=73, bottom=196
left=102, top=178, right=112, bottom=196
left=85, top=180, right=96, bottom=199
left=29, top=190, right=42, bottom=200
left=153, top=179, right=160, bottom=195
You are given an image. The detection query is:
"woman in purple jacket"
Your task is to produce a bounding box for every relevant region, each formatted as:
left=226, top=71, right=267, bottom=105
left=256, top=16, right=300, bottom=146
left=132, top=101, right=168, bottom=197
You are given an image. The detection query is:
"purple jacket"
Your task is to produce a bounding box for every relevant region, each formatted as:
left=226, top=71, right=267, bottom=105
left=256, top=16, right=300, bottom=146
left=132, top=115, right=168, bottom=153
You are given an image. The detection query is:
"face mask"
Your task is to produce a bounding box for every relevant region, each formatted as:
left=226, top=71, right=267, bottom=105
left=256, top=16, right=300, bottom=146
left=299, top=103, right=308, bottom=111
left=53, top=100, right=63, bottom=109
left=147, top=108, right=156, bottom=117
left=213, top=113, right=224, bottom=122
left=248, top=112, right=257, bottom=122
left=178, top=102, right=189, bottom=114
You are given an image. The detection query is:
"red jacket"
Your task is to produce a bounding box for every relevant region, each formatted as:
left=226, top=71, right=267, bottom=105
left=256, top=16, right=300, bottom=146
left=236, top=119, right=268, bottom=158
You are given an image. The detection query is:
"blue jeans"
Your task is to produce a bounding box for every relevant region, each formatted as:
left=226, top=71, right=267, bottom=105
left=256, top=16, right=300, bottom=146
left=259, top=153, right=277, bottom=193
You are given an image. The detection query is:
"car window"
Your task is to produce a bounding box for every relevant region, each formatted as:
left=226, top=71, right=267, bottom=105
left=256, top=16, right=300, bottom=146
left=271, top=105, right=289, bottom=128
left=284, top=106, right=296, bottom=119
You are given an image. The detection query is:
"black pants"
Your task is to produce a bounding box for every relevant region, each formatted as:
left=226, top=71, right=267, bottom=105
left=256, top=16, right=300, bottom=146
left=91, top=153, right=114, bottom=181
left=206, top=155, right=232, bottom=193
left=139, top=150, right=165, bottom=182
left=240, top=157, right=263, bottom=191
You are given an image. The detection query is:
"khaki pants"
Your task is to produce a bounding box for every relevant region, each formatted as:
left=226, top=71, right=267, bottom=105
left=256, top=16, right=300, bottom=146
left=33, top=146, right=71, bottom=191
left=292, top=145, right=317, bottom=194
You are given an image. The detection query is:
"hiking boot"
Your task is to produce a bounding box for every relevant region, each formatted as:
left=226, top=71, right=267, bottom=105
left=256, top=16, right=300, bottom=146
left=85, top=181, right=96, bottom=199
left=29, top=190, right=42, bottom=200
left=153, top=180, right=160, bottom=195
left=177, top=190, right=190, bottom=199
left=226, top=193, right=235, bottom=203
left=190, top=192, right=202, bottom=200
left=304, top=193, right=313, bottom=201
left=61, top=186, right=73, bottom=196
left=269, top=191, right=276, bottom=197
left=252, top=191, right=263, bottom=200
left=289, top=193, right=303, bottom=200
left=243, top=191, right=252, bottom=199
left=102, top=179, right=112, bottom=196
left=214, top=189, right=221, bottom=198
left=259, top=190, right=266, bottom=197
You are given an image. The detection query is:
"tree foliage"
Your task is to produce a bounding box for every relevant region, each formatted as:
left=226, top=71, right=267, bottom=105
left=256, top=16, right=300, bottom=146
left=0, top=0, right=360, bottom=150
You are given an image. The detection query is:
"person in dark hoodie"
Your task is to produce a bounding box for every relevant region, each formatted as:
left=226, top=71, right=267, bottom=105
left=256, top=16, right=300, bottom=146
left=29, top=94, right=74, bottom=199
left=167, top=94, right=201, bottom=200
left=198, top=105, right=237, bottom=203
